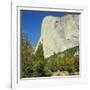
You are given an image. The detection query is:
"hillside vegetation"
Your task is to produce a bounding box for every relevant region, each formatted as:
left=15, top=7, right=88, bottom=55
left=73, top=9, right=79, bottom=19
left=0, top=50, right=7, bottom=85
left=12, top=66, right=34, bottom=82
left=21, top=34, right=79, bottom=78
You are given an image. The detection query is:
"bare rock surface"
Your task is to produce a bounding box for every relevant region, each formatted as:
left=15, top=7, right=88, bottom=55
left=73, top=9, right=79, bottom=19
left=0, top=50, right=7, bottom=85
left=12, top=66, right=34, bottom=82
left=40, top=14, right=79, bottom=58
left=52, top=70, right=69, bottom=76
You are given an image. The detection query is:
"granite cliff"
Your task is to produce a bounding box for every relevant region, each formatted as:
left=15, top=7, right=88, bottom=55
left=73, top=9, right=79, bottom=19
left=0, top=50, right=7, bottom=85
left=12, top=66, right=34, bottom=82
left=35, top=14, right=79, bottom=58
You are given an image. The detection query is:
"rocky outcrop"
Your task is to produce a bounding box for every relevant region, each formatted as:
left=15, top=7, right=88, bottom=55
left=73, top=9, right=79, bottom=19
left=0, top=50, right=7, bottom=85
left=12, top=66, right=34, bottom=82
left=40, top=14, right=79, bottom=58
left=52, top=70, right=69, bottom=76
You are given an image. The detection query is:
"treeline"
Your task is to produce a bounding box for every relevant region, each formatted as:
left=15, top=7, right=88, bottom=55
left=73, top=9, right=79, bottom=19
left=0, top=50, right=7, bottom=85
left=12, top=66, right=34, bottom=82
left=21, top=33, right=79, bottom=78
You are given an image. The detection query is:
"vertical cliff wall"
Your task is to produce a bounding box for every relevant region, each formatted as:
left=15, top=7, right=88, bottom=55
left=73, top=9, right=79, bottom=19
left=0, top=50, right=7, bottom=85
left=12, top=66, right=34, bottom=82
left=40, top=14, right=79, bottom=58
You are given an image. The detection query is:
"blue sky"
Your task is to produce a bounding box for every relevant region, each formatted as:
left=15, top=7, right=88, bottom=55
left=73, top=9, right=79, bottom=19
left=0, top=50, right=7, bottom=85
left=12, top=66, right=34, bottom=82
left=21, top=10, right=64, bottom=48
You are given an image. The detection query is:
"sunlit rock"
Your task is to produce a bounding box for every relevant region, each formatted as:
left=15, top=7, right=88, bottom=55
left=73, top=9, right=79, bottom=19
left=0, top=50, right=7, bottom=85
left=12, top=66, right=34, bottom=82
left=36, top=14, right=79, bottom=58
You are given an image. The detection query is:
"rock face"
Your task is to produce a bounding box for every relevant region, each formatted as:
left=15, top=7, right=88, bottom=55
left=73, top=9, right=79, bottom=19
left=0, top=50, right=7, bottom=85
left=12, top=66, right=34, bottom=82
left=39, top=14, right=79, bottom=58
left=52, top=70, right=69, bottom=76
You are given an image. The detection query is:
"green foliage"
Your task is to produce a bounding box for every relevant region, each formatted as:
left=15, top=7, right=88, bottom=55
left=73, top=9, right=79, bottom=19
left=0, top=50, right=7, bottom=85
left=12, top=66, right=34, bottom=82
left=44, top=46, right=79, bottom=75
left=21, top=33, right=79, bottom=77
left=32, top=44, right=46, bottom=77
left=21, top=33, right=34, bottom=77
left=45, top=56, right=79, bottom=74
left=21, top=32, right=46, bottom=77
